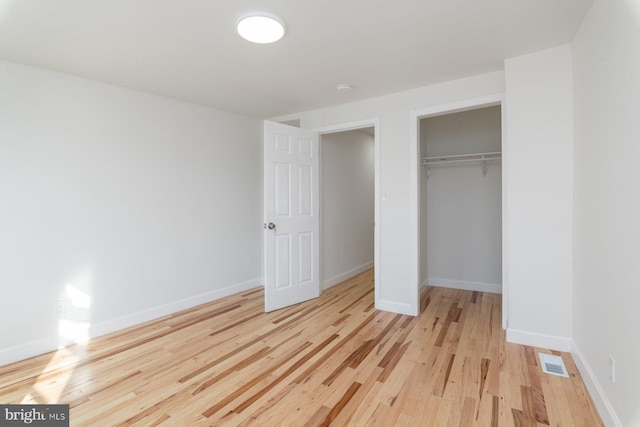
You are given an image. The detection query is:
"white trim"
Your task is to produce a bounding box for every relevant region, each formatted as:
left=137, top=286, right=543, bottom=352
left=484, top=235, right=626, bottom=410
left=376, top=299, right=414, bottom=316
left=323, top=261, right=374, bottom=290
left=506, top=328, right=571, bottom=352
left=409, top=110, right=420, bottom=316
left=90, top=277, right=262, bottom=337
left=313, top=118, right=378, bottom=135
left=420, top=277, right=429, bottom=294
left=571, top=342, right=623, bottom=427
left=313, top=118, right=381, bottom=313
left=0, top=277, right=262, bottom=367
left=428, top=277, right=502, bottom=294
left=500, top=100, right=509, bottom=330
left=0, top=337, right=60, bottom=368
left=410, top=93, right=507, bottom=324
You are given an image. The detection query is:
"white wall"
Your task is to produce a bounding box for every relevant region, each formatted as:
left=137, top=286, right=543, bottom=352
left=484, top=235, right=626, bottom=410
left=321, top=129, right=374, bottom=289
left=504, top=45, right=574, bottom=350
left=0, top=60, right=263, bottom=365
left=572, top=0, right=640, bottom=425
left=421, top=107, right=502, bottom=291
left=274, top=71, right=505, bottom=314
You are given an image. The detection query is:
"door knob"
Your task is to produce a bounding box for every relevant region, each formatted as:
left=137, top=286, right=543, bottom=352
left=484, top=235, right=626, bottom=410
left=267, top=222, right=276, bottom=230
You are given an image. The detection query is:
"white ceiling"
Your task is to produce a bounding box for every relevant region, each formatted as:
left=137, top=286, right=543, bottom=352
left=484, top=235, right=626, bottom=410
left=0, top=0, right=592, bottom=118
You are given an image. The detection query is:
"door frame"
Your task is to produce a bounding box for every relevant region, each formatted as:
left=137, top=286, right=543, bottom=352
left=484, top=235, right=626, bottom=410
left=409, top=94, right=508, bottom=327
left=313, top=118, right=380, bottom=308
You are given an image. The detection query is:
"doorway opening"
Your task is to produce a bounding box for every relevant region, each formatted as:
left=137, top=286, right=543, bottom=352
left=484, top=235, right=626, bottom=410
left=420, top=106, right=502, bottom=292
left=315, top=119, right=380, bottom=307
left=320, top=127, right=375, bottom=291
left=410, top=94, right=507, bottom=326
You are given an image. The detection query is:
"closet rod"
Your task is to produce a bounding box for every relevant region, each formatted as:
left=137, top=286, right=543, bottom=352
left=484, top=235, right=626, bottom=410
left=422, top=151, right=501, bottom=179
left=421, top=151, right=501, bottom=166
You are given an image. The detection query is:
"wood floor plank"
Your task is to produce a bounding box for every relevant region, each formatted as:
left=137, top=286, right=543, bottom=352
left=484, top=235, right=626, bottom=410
left=0, top=269, right=603, bottom=426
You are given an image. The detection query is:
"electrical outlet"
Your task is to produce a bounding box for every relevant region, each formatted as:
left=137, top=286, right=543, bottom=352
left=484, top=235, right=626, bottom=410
left=56, top=299, right=67, bottom=316
left=608, top=355, right=615, bottom=383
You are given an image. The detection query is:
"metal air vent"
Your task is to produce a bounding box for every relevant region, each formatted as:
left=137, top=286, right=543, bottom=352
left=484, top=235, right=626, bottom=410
left=539, top=353, right=569, bottom=377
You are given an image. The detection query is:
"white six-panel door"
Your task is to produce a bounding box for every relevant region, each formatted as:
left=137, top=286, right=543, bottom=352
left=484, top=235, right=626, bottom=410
left=264, top=121, right=320, bottom=312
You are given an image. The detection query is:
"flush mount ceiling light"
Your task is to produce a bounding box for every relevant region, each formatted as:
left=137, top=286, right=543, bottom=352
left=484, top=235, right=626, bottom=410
left=337, top=83, right=353, bottom=92
left=236, top=13, right=285, bottom=44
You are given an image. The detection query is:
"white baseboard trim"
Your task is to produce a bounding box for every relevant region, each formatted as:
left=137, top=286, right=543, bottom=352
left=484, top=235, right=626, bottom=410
left=0, top=277, right=262, bottom=367
left=0, top=337, right=61, bottom=368
left=428, top=277, right=502, bottom=294
left=376, top=299, right=417, bottom=316
left=420, top=277, right=429, bottom=294
left=571, top=342, right=622, bottom=427
left=323, top=261, right=374, bottom=290
left=506, top=328, right=572, bottom=352
left=88, top=277, right=262, bottom=339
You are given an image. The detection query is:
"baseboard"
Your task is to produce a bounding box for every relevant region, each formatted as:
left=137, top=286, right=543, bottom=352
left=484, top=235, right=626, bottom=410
left=571, top=342, right=623, bottom=427
left=0, top=277, right=262, bottom=367
left=0, top=337, right=62, bottom=368
left=323, top=261, right=373, bottom=290
left=376, top=299, right=417, bottom=316
left=428, top=277, right=502, bottom=294
left=506, top=328, right=572, bottom=352
left=419, top=277, right=430, bottom=313
left=89, top=277, right=262, bottom=339
left=420, top=277, right=429, bottom=293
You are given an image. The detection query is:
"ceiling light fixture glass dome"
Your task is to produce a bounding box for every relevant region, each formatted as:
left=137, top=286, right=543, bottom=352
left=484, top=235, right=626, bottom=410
left=236, top=13, right=285, bottom=44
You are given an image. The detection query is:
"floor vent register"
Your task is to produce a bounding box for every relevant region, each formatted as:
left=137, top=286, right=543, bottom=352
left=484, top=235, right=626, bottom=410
left=539, top=353, right=569, bottom=377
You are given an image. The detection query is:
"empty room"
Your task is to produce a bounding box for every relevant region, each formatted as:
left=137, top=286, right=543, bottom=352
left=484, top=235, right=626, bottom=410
left=0, top=1, right=638, bottom=426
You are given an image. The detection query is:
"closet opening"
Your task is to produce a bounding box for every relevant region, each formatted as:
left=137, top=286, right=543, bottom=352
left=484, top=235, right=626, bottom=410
left=319, top=126, right=376, bottom=293
left=418, top=105, right=503, bottom=310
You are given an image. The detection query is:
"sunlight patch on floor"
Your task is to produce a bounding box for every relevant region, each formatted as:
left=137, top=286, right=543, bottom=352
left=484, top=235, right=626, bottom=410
left=21, top=347, right=80, bottom=404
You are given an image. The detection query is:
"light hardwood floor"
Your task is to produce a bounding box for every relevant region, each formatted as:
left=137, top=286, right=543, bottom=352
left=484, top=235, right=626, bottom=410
left=0, top=269, right=602, bottom=426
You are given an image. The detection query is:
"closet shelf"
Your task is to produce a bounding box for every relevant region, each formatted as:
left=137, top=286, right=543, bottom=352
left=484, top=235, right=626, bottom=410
left=421, top=151, right=501, bottom=166
left=422, top=151, right=501, bottom=178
